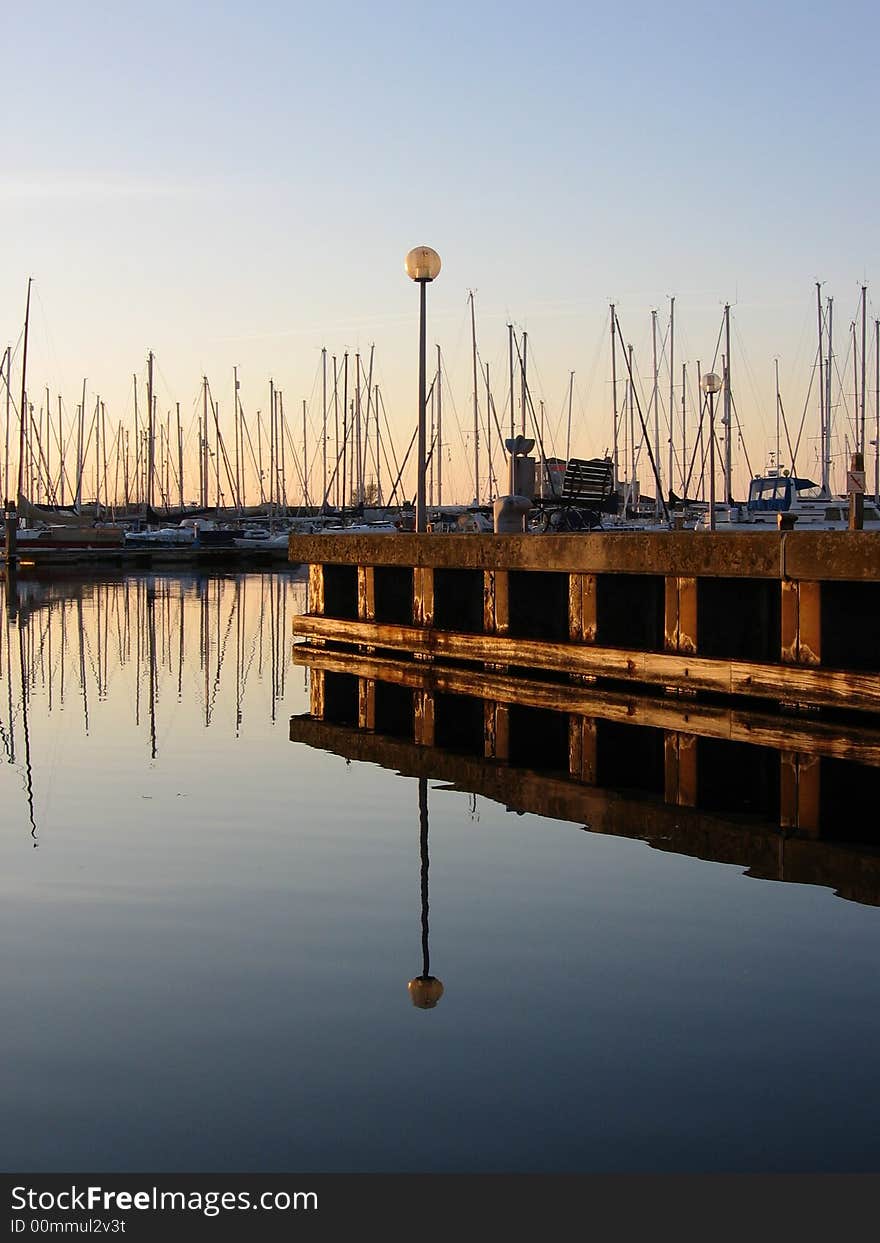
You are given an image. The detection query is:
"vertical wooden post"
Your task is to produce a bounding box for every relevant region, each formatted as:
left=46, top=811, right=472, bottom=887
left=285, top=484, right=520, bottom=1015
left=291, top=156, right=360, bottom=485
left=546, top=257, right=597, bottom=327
left=483, top=570, right=509, bottom=635
left=664, top=576, right=697, bottom=654
left=781, top=581, right=821, bottom=665
left=308, top=563, right=325, bottom=616
left=414, top=566, right=434, bottom=628
left=568, top=715, right=597, bottom=784
left=414, top=688, right=435, bottom=747
left=358, top=677, right=376, bottom=730
left=780, top=751, right=821, bottom=837
left=664, top=731, right=698, bottom=806
left=357, top=566, right=375, bottom=621
left=484, top=701, right=510, bottom=761
left=568, top=573, right=597, bottom=643
left=309, top=668, right=325, bottom=718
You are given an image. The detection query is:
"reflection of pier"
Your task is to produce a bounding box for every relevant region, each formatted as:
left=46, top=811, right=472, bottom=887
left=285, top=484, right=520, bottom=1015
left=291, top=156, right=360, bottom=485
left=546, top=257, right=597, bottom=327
left=290, top=648, right=880, bottom=908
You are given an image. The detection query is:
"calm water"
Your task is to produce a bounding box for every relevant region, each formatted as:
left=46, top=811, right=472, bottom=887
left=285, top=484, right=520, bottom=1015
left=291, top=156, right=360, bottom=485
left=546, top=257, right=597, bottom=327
left=2, top=571, right=880, bottom=1173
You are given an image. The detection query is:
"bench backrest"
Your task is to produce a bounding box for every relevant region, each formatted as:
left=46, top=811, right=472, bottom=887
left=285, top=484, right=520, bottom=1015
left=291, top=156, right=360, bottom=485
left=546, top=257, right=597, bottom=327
left=560, top=457, right=614, bottom=506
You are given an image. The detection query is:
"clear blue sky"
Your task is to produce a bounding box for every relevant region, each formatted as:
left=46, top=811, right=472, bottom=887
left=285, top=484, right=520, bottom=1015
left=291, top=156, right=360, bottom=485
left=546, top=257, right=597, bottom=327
left=3, top=0, right=878, bottom=500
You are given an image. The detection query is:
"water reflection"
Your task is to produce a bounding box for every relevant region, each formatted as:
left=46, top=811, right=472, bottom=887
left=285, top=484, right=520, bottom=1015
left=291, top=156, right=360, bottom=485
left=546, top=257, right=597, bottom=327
left=291, top=646, right=880, bottom=908
left=0, top=569, right=307, bottom=847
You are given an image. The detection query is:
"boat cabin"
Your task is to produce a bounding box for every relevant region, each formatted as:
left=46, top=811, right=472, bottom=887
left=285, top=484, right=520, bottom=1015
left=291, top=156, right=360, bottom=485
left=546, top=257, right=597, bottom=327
left=747, top=474, right=822, bottom=513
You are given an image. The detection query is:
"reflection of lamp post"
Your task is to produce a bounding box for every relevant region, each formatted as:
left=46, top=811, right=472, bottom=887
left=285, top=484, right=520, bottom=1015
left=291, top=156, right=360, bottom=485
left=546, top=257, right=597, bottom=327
left=407, top=777, right=444, bottom=1009
left=405, top=247, right=442, bottom=533
left=701, top=372, right=722, bottom=531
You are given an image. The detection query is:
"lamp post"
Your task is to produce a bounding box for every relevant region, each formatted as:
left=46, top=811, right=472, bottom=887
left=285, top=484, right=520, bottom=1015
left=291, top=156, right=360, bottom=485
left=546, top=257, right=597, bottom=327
left=701, top=372, right=722, bottom=531
left=405, top=246, right=442, bottom=532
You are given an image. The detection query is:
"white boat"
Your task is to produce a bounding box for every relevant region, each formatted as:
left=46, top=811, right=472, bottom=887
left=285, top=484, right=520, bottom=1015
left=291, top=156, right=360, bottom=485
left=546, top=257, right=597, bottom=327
left=695, top=472, right=880, bottom=531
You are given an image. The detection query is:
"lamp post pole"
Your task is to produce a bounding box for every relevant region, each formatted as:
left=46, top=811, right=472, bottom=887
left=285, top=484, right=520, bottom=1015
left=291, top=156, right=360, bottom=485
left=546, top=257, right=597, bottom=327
left=701, top=372, right=722, bottom=532
left=405, top=247, right=441, bottom=533
left=417, top=279, right=427, bottom=532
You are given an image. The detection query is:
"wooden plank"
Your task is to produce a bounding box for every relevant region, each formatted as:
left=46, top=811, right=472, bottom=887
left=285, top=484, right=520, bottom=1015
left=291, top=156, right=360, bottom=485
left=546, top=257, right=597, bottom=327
left=307, top=563, right=324, bottom=616
left=292, top=646, right=880, bottom=765
left=293, top=614, right=880, bottom=713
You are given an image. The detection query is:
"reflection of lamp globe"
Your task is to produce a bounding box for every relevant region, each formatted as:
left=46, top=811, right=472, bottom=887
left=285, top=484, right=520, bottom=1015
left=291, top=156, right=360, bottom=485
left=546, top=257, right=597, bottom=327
left=408, top=975, right=444, bottom=1009
left=404, top=246, right=442, bottom=283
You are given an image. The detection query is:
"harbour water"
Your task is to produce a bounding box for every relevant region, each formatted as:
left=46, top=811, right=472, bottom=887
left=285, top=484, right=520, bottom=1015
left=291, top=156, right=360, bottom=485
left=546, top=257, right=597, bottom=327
left=2, top=571, right=880, bottom=1172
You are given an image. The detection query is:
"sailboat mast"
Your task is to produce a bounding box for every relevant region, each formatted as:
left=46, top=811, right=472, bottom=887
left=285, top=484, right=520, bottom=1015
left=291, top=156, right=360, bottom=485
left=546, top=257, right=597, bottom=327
left=826, top=298, right=833, bottom=494
left=508, top=324, right=515, bottom=442
left=668, top=296, right=675, bottom=502
left=233, top=366, right=241, bottom=510
left=651, top=309, right=660, bottom=517
left=321, top=347, right=328, bottom=512
left=302, top=398, right=309, bottom=508
left=15, top=278, right=32, bottom=510
left=681, top=362, right=687, bottom=495
left=723, top=303, right=732, bottom=504
left=521, top=330, right=528, bottom=439
left=567, top=370, right=575, bottom=464
left=775, top=358, right=781, bottom=470
left=469, top=290, right=480, bottom=507
left=860, top=284, right=867, bottom=454
left=437, top=345, right=443, bottom=506
left=147, top=351, right=154, bottom=510
left=875, top=318, right=879, bottom=505
left=610, top=303, right=618, bottom=483
left=176, top=402, right=184, bottom=509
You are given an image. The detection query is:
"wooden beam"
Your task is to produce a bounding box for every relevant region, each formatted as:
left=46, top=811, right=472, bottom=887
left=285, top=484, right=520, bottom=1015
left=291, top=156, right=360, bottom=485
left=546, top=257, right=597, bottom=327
left=293, top=614, right=880, bottom=714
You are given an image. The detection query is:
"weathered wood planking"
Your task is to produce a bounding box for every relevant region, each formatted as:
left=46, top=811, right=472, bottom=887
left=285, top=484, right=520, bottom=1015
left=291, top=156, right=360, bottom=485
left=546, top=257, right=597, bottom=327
left=292, top=645, right=880, bottom=764
left=289, top=530, right=880, bottom=581
left=292, top=613, right=880, bottom=714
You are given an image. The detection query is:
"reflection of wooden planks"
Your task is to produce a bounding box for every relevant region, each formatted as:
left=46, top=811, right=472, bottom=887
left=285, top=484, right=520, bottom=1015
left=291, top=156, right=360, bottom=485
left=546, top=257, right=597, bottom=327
left=287, top=715, right=880, bottom=907
left=291, top=644, right=880, bottom=765
left=292, top=613, right=880, bottom=714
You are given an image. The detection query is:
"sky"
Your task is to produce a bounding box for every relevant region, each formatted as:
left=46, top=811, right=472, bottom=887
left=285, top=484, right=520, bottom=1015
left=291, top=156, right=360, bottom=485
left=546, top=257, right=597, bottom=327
left=2, top=0, right=878, bottom=503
